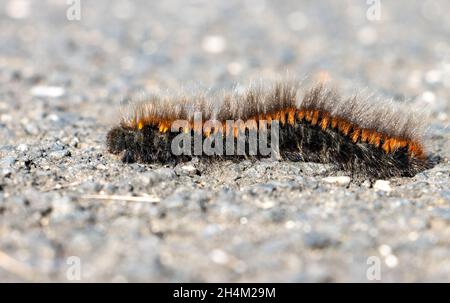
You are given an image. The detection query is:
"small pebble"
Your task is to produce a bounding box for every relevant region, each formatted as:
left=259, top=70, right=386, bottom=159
left=209, top=249, right=229, bottom=264
left=48, top=150, right=71, bottom=160
left=374, top=180, right=392, bottom=192
left=202, top=35, right=226, bottom=54
left=385, top=254, right=399, bottom=268
left=304, top=231, right=339, bottom=249
left=24, top=123, right=39, bottom=135
left=180, top=165, right=198, bottom=176
left=31, top=86, right=66, bottom=98
left=17, top=144, right=28, bottom=152
left=323, top=176, right=351, bottom=185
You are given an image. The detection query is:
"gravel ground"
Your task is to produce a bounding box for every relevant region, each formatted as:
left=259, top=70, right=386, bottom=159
left=0, top=0, right=449, bottom=282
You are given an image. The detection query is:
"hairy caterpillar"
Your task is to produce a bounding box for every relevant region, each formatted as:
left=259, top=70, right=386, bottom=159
left=106, top=81, right=432, bottom=179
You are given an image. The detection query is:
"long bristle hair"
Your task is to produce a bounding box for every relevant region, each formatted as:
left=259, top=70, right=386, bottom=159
left=106, top=80, right=434, bottom=179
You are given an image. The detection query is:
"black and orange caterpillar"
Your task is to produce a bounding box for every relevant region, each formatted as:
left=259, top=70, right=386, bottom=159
left=107, top=81, right=432, bottom=179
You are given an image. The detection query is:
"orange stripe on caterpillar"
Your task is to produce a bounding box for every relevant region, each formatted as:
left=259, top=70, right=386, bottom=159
left=130, top=107, right=426, bottom=161
left=287, top=108, right=296, bottom=125
left=320, top=112, right=330, bottom=130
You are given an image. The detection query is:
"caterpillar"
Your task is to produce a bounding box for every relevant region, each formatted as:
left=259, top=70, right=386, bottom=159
left=106, top=81, right=433, bottom=179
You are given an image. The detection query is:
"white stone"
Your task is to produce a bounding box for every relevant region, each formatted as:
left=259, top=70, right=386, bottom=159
left=181, top=165, right=197, bottom=172
left=31, top=86, right=66, bottom=98
left=385, top=254, right=399, bottom=268
left=17, top=144, right=28, bottom=152
left=285, top=221, right=296, bottom=229
left=202, top=35, right=226, bottom=54
left=96, top=164, right=107, bottom=170
left=374, top=180, right=392, bottom=192
left=378, top=244, right=392, bottom=256
left=323, top=176, right=351, bottom=185
left=210, top=249, right=229, bottom=264
left=421, top=91, right=436, bottom=103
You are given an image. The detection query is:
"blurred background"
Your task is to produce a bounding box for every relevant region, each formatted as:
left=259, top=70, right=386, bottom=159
left=0, top=0, right=449, bottom=282
left=1, top=0, right=449, bottom=125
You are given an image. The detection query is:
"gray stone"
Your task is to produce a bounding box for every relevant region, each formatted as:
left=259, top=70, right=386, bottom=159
left=48, top=150, right=71, bottom=160
left=304, top=232, right=340, bottom=249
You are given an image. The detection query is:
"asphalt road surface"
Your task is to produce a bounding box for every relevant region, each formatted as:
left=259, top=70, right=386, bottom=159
left=0, top=0, right=449, bottom=282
